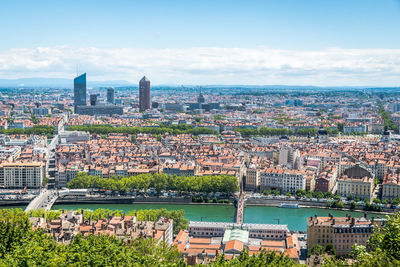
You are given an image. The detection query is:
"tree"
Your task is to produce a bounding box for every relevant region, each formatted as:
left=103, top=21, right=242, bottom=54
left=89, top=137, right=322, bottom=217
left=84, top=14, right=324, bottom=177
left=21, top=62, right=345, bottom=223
left=324, top=244, right=336, bottom=256
left=212, top=250, right=297, bottom=267
left=309, top=244, right=324, bottom=256
left=373, top=198, right=381, bottom=204
left=350, top=201, right=357, bottom=210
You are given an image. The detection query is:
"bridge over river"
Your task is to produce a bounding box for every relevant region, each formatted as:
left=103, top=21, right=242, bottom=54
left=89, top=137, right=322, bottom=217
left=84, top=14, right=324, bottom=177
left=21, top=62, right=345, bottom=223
left=25, top=190, right=58, bottom=212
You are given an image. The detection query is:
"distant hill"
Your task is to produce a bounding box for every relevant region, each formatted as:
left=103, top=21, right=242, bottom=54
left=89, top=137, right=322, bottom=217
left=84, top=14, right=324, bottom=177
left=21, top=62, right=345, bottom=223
left=0, top=78, right=133, bottom=88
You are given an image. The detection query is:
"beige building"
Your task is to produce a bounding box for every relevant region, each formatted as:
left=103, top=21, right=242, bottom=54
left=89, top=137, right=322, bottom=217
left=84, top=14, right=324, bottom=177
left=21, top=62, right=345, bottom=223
left=245, top=167, right=260, bottom=191
left=337, top=164, right=374, bottom=200
left=382, top=173, right=400, bottom=201
left=0, top=162, right=43, bottom=188
left=307, top=214, right=385, bottom=256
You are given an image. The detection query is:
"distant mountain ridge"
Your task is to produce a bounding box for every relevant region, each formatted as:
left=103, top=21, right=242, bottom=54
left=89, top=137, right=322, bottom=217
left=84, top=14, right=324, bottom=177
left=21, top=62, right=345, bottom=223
left=0, top=78, right=133, bottom=88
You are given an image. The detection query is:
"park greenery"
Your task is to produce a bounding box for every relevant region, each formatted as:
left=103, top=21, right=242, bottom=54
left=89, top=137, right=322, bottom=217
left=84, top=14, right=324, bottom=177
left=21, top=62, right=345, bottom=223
left=234, top=127, right=294, bottom=137
left=0, top=125, right=56, bottom=136
left=377, top=100, right=399, bottom=132
left=67, top=124, right=218, bottom=136
left=67, top=173, right=239, bottom=195
left=0, top=208, right=298, bottom=266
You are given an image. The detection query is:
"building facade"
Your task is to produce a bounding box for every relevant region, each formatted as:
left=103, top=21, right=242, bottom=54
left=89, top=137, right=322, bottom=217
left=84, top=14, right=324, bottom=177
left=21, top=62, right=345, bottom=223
left=139, top=76, right=151, bottom=112
left=307, top=214, right=385, bottom=256
left=0, top=162, right=43, bottom=188
left=74, top=73, right=87, bottom=110
left=107, top=87, right=115, bottom=104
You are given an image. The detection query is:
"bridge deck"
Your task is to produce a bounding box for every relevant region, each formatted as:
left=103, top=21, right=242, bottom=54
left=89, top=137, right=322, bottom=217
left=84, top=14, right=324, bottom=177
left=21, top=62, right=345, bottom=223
left=25, top=190, right=58, bottom=212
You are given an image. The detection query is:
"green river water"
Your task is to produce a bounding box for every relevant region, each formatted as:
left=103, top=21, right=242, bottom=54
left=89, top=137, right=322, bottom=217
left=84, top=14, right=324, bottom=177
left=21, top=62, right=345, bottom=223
left=49, top=203, right=376, bottom=231
left=1, top=203, right=380, bottom=231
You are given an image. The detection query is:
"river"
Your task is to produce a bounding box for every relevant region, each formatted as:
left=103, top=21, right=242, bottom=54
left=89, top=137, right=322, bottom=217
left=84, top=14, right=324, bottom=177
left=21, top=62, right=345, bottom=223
left=50, top=203, right=379, bottom=231
left=1, top=203, right=383, bottom=231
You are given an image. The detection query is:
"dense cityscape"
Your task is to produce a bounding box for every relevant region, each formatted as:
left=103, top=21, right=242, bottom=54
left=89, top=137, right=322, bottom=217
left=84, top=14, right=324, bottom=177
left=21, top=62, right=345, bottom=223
left=0, top=72, right=400, bottom=265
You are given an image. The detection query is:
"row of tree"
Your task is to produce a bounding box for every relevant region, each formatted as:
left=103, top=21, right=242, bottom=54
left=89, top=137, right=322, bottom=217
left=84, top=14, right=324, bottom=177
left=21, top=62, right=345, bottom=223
left=0, top=208, right=298, bottom=266
left=234, top=127, right=294, bottom=137
left=0, top=125, right=56, bottom=136
left=377, top=100, right=399, bottom=132
left=67, top=173, right=239, bottom=195
left=67, top=124, right=218, bottom=136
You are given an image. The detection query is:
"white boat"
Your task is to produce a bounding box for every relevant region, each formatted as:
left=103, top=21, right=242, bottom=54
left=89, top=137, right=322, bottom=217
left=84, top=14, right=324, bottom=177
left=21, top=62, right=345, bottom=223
left=279, top=203, right=299, bottom=208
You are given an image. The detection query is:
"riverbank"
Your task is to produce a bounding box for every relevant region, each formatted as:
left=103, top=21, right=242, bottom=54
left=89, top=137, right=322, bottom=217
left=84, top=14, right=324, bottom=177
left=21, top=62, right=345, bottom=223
left=1, top=202, right=392, bottom=231
left=52, top=203, right=237, bottom=223
left=246, top=197, right=399, bottom=215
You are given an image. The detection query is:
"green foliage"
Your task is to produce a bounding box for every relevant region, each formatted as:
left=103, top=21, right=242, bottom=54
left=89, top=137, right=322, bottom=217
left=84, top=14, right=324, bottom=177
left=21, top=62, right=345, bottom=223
left=338, top=212, right=400, bottom=266
left=42, top=176, right=49, bottom=187
left=350, top=201, right=357, bottom=210
left=0, top=125, right=56, bottom=137
left=212, top=250, right=298, bottom=267
left=0, top=209, right=32, bottom=258
left=67, top=173, right=239, bottom=195
left=296, top=128, right=317, bottom=136
left=327, top=200, right=344, bottom=209
left=213, top=115, right=225, bottom=121
left=67, top=124, right=218, bottom=136
left=377, top=100, right=399, bottom=132
left=309, top=244, right=324, bottom=256
left=364, top=203, right=382, bottom=212
left=234, top=127, right=293, bottom=137
left=368, top=212, right=400, bottom=260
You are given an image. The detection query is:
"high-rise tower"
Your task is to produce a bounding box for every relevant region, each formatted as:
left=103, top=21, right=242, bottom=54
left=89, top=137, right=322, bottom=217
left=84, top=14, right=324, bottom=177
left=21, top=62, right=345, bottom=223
left=74, top=73, right=86, bottom=110
left=139, top=76, right=151, bottom=112
left=197, top=87, right=205, bottom=104
left=107, top=87, right=115, bottom=104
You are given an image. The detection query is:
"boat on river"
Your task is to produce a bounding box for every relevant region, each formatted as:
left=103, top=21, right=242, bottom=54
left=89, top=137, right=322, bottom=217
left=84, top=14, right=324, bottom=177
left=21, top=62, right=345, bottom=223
left=279, top=203, right=299, bottom=209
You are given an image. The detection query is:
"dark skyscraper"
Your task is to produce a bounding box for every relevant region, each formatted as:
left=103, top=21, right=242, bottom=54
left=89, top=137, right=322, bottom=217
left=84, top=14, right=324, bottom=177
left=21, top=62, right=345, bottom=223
left=139, top=76, right=151, bottom=112
left=107, top=87, right=115, bottom=104
left=197, top=87, right=205, bottom=104
left=74, top=73, right=86, bottom=110
left=90, top=94, right=97, bottom=106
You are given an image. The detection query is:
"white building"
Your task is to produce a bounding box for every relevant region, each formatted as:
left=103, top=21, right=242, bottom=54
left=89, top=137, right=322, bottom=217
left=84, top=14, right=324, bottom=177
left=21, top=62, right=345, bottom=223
left=0, top=162, right=43, bottom=188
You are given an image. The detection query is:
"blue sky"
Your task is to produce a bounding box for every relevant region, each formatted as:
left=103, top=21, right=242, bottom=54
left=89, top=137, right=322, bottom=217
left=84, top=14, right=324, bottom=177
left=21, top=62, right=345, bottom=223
left=0, top=0, right=400, bottom=85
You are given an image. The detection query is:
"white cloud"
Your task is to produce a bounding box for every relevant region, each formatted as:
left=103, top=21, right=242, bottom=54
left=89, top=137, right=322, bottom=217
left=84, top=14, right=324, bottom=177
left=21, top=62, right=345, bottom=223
left=0, top=46, right=399, bottom=86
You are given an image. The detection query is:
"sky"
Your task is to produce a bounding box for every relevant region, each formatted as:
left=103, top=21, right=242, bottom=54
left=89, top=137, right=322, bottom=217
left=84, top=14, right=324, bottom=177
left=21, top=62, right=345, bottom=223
left=0, top=0, right=400, bottom=86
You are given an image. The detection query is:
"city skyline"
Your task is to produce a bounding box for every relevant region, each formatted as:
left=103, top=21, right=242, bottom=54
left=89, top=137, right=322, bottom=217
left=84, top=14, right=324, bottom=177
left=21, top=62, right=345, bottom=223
left=0, top=0, right=399, bottom=86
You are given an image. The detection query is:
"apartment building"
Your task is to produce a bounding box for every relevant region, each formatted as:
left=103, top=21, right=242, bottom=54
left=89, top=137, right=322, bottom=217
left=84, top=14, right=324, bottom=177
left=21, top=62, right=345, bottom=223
left=307, top=214, right=385, bottom=256
left=245, top=167, right=259, bottom=191
left=260, top=168, right=306, bottom=193
left=337, top=164, right=374, bottom=200
left=0, top=162, right=43, bottom=188
left=382, top=173, right=400, bottom=201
